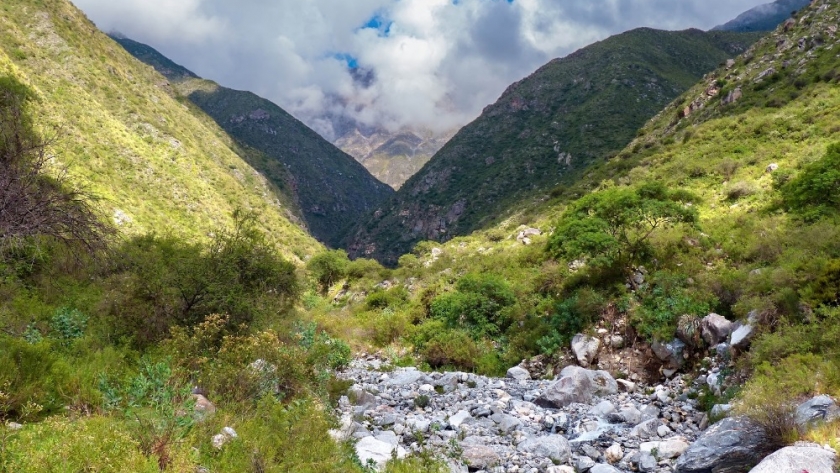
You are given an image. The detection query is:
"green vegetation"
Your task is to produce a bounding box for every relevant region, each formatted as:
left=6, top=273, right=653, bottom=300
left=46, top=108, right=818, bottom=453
left=111, top=36, right=394, bottom=248
left=4, top=0, right=840, bottom=469
left=0, top=0, right=320, bottom=260
left=348, top=28, right=761, bottom=265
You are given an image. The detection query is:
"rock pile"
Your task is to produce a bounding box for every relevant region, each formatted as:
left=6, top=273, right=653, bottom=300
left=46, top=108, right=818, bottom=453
left=334, top=358, right=706, bottom=472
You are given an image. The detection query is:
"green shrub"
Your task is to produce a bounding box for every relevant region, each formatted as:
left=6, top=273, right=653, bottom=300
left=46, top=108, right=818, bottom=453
left=537, top=288, right=606, bottom=355
left=307, top=249, right=350, bottom=294
left=420, top=329, right=482, bottom=370
left=49, top=307, right=88, bottom=345
left=632, top=271, right=715, bottom=341
left=429, top=273, right=516, bottom=339
left=2, top=416, right=164, bottom=472
left=782, top=143, right=840, bottom=220
left=0, top=336, right=70, bottom=420
left=105, top=211, right=298, bottom=346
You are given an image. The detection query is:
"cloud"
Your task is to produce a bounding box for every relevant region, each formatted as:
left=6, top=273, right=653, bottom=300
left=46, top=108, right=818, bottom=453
left=71, top=0, right=771, bottom=138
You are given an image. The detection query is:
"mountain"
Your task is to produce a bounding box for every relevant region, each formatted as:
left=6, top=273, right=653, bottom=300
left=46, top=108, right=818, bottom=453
left=334, top=126, right=456, bottom=189
left=713, top=0, right=811, bottom=32
left=345, top=28, right=762, bottom=265
left=111, top=36, right=394, bottom=248
left=0, top=0, right=319, bottom=259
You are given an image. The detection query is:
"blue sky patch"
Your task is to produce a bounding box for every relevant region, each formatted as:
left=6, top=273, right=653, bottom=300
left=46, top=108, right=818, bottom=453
left=333, top=53, right=359, bottom=69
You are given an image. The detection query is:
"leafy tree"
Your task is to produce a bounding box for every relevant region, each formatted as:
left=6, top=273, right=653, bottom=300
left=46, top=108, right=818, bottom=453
left=547, top=182, right=698, bottom=275
left=306, top=249, right=349, bottom=294
left=781, top=142, right=840, bottom=221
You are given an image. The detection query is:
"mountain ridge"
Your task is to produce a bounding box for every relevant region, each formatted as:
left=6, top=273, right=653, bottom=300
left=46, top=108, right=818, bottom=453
left=713, top=0, right=811, bottom=32
left=111, top=35, right=395, bottom=248
left=345, top=27, right=762, bottom=265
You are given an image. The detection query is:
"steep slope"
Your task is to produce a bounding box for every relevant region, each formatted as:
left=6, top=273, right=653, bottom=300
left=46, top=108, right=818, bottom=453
left=0, top=0, right=319, bottom=259
left=111, top=36, right=395, bottom=248
left=335, top=126, right=456, bottom=189
left=713, top=0, right=811, bottom=32
left=346, top=28, right=761, bottom=265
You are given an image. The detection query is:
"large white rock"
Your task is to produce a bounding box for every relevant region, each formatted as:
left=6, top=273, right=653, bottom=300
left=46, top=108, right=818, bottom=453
left=571, top=333, right=601, bottom=367
left=640, top=438, right=690, bottom=459
left=461, top=445, right=501, bottom=470
left=748, top=443, right=836, bottom=473
left=449, top=410, right=473, bottom=429
left=730, top=324, right=754, bottom=349
left=356, top=436, right=407, bottom=469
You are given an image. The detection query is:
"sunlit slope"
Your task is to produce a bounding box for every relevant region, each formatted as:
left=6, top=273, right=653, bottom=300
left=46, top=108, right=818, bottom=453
left=0, top=0, right=319, bottom=260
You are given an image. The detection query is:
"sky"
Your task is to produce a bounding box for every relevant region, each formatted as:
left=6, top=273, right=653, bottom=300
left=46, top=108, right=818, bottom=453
left=71, top=0, right=770, bottom=140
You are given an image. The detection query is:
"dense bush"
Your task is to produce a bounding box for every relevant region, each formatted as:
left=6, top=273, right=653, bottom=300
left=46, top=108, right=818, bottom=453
left=105, top=211, right=298, bottom=346
left=633, top=271, right=715, bottom=341
left=429, top=273, right=516, bottom=339
left=781, top=143, right=840, bottom=220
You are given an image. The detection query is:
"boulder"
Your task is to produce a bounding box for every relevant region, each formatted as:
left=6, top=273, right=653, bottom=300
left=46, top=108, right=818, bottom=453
left=461, top=445, right=501, bottom=470
left=748, top=442, right=836, bottom=473
left=193, top=394, right=216, bottom=418
left=516, top=435, right=572, bottom=463
left=546, top=466, right=575, bottom=473
left=506, top=366, right=531, bottom=381
left=537, top=368, right=593, bottom=408
left=449, top=410, right=473, bottom=429
left=356, top=436, right=407, bottom=469
left=348, top=385, right=377, bottom=409
left=537, top=367, right=617, bottom=408
left=641, top=438, right=690, bottom=459
left=560, top=366, right=619, bottom=396
left=676, top=417, right=766, bottom=473
left=385, top=368, right=427, bottom=386
left=572, top=334, right=600, bottom=367
left=730, top=324, right=754, bottom=350
left=638, top=452, right=657, bottom=472
left=590, top=464, right=622, bottom=473
left=701, top=314, right=734, bottom=346
left=211, top=426, right=238, bottom=450
left=795, top=395, right=840, bottom=428
left=605, top=443, right=623, bottom=463
left=652, top=339, right=686, bottom=369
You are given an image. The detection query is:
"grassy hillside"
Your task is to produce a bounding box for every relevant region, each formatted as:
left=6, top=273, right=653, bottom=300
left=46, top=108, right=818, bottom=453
left=346, top=28, right=761, bottom=265
left=0, top=0, right=319, bottom=260
left=111, top=36, right=395, bottom=248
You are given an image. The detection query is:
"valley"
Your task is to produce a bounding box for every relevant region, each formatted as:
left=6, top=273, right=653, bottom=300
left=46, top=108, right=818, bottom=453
left=2, top=0, right=840, bottom=472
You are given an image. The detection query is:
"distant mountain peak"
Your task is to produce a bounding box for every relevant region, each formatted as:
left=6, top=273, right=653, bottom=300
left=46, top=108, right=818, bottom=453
left=713, top=0, right=811, bottom=32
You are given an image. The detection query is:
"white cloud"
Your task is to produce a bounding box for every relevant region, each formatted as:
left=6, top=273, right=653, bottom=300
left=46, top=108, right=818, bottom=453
left=71, top=0, right=772, bottom=137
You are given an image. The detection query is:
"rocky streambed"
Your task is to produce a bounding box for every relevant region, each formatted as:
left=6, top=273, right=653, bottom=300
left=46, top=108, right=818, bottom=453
left=332, top=357, right=710, bottom=472
left=331, top=356, right=839, bottom=472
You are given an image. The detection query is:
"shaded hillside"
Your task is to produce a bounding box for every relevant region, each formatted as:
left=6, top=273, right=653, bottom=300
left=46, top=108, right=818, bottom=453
left=346, top=28, right=761, bottom=265
left=0, top=0, right=319, bottom=259
left=714, top=0, right=811, bottom=32
left=111, top=36, right=394, bottom=248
